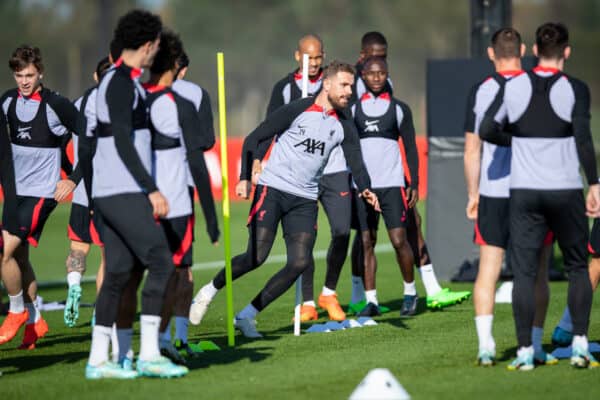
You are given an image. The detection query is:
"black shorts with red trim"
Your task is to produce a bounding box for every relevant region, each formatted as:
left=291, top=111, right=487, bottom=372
left=161, top=215, right=194, bottom=267
left=474, top=195, right=509, bottom=249
left=247, top=185, right=318, bottom=235
left=318, top=171, right=352, bottom=235
left=188, top=186, right=196, bottom=242
left=3, top=196, right=57, bottom=247
left=589, top=218, right=600, bottom=257
left=355, top=186, right=408, bottom=232
left=68, top=203, right=104, bottom=246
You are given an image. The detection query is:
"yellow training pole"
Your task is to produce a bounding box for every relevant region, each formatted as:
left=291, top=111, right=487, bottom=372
left=217, top=52, right=235, bottom=347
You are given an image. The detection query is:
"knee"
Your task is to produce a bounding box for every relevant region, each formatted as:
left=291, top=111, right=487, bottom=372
left=331, top=232, right=350, bottom=246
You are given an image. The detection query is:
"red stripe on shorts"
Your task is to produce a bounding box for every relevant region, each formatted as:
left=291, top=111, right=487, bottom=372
left=68, top=225, right=83, bottom=242
left=27, top=198, right=45, bottom=247
left=90, top=219, right=104, bottom=247
left=474, top=221, right=488, bottom=246
left=247, top=186, right=268, bottom=225
left=173, top=216, right=194, bottom=266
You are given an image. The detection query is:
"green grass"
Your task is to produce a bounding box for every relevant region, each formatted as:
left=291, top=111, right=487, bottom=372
left=2, top=202, right=600, bottom=399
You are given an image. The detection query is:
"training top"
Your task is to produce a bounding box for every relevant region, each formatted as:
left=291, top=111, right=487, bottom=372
left=0, top=111, right=17, bottom=231
left=240, top=97, right=371, bottom=200
left=480, top=66, right=597, bottom=190
left=171, top=78, right=220, bottom=242
left=71, top=87, right=97, bottom=207
left=266, top=69, right=323, bottom=116
left=146, top=84, right=214, bottom=219
left=92, top=59, right=156, bottom=198
left=465, top=70, right=521, bottom=198
left=1, top=87, right=78, bottom=198
left=351, top=91, right=418, bottom=190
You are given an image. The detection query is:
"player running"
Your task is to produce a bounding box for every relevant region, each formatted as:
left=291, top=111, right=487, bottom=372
left=84, top=10, right=187, bottom=379
left=0, top=45, right=79, bottom=349
left=190, top=61, right=379, bottom=337
left=480, top=22, right=600, bottom=370
left=464, top=27, right=555, bottom=366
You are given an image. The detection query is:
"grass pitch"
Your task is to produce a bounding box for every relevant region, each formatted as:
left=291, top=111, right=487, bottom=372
left=1, top=202, right=600, bottom=399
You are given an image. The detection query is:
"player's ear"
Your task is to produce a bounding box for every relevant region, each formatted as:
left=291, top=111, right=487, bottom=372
left=532, top=44, right=539, bottom=58
left=520, top=43, right=526, bottom=57
left=564, top=45, right=571, bottom=60
left=486, top=46, right=495, bottom=62
left=294, top=50, right=301, bottom=63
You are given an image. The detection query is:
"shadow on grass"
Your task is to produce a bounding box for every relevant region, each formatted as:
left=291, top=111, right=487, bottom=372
left=379, top=297, right=428, bottom=316
left=185, top=345, right=274, bottom=370
left=0, top=351, right=88, bottom=375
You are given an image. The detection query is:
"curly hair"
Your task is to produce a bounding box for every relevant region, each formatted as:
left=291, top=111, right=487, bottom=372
left=114, top=9, right=162, bottom=51
left=9, top=45, right=43, bottom=73
left=150, top=30, right=183, bottom=75
left=323, top=60, right=355, bottom=80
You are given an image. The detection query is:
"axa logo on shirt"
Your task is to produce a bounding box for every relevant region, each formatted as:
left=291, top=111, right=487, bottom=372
left=16, top=126, right=32, bottom=140
left=364, top=120, right=380, bottom=133
left=294, top=138, right=326, bottom=156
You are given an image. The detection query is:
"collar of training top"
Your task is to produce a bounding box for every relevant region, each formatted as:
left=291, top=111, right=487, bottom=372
left=360, top=91, right=390, bottom=102
left=498, top=69, right=524, bottom=77
left=532, top=66, right=560, bottom=75
left=294, top=69, right=323, bottom=83
left=17, top=88, right=43, bottom=102
left=114, top=57, right=143, bottom=80
left=306, top=102, right=339, bottom=120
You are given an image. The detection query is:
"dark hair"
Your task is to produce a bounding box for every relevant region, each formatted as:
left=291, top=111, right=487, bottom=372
left=109, top=38, right=123, bottom=61
left=9, top=45, right=43, bottom=73
left=177, top=51, right=189, bottom=69
left=490, top=28, right=522, bottom=59
left=150, top=30, right=183, bottom=75
left=361, top=31, right=387, bottom=49
left=113, top=9, right=162, bottom=50
left=535, top=22, right=569, bottom=59
left=95, top=57, right=112, bottom=78
left=323, top=60, right=355, bottom=80
left=362, top=56, right=388, bottom=70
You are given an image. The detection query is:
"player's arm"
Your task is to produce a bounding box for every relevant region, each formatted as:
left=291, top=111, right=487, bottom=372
left=107, top=75, right=165, bottom=215
left=253, top=80, right=288, bottom=163
left=571, top=79, right=600, bottom=217
left=478, top=84, right=512, bottom=146
left=177, top=95, right=220, bottom=244
left=240, top=98, right=312, bottom=181
left=339, top=119, right=379, bottom=211
left=463, top=85, right=481, bottom=220
left=0, top=111, right=18, bottom=232
left=397, top=102, right=419, bottom=207
left=197, top=88, right=216, bottom=150
left=77, top=92, right=97, bottom=205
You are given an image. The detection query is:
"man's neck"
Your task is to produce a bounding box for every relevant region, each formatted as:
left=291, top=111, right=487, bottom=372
left=119, top=50, right=144, bottom=70
left=494, top=58, right=522, bottom=73
left=314, top=91, right=332, bottom=111
left=148, top=73, right=174, bottom=88
left=537, top=57, right=564, bottom=71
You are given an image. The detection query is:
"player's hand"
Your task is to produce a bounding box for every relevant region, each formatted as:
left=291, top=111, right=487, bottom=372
left=54, top=179, right=76, bottom=202
left=148, top=191, right=169, bottom=218
left=361, top=189, right=381, bottom=212
left=251, top=159, right=262, bottom=186
left=586, top=184, right=600, bottom=218
left=466, top=194, right=479, bottom=220
left=406, top=187, right=419, bottom=208
left=236, top=180, right=252, bottom=199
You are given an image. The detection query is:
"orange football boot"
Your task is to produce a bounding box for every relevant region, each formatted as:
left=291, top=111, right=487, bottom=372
left=318, top=293, right=346, bottom=321
left=19, top=316, right=49, bottom=350
left=0, top=310, right=29, bottom=345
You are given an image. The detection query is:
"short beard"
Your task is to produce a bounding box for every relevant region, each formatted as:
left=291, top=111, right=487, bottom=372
left=328, top=94, right=348, bottom=110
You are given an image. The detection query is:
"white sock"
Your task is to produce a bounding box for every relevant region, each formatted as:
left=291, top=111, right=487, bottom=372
left=236, top=304, right=258, bottom=320
left=88, top=325, right=112, bottom=366
left=321, top=286, right=336, bottom=297
left=418, top=264, right=442, bottom=296
left=117, top=328, right=133, bottom=361
left=475, top=315, right=495, bottom=353
left=25, top=302, right=40, bottom=324
left=351, top=275, right=365, bottom=303
left=8, top=290, right=24, bottom=313
left=403, top=280, right=417, bottom=296
left=67, top=271, right=82, bottom=287
left=200, top=281, right=219, bottom=300
left=110, top=324, right=119, bottom=363
left=302, top=301, right=316, bottom=307
left=139, top=315, right=161, bottom=361
left=517, top=345, right=534, bottom=358
left=531, top=326, right=544, bottom=354
left=573, top=335, right=589, bottom=352
left=558, top=307, right=573, bottom=332
left=175, top=317, right=189, bottom=343
left=365, top=289, right=378, bottom=305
